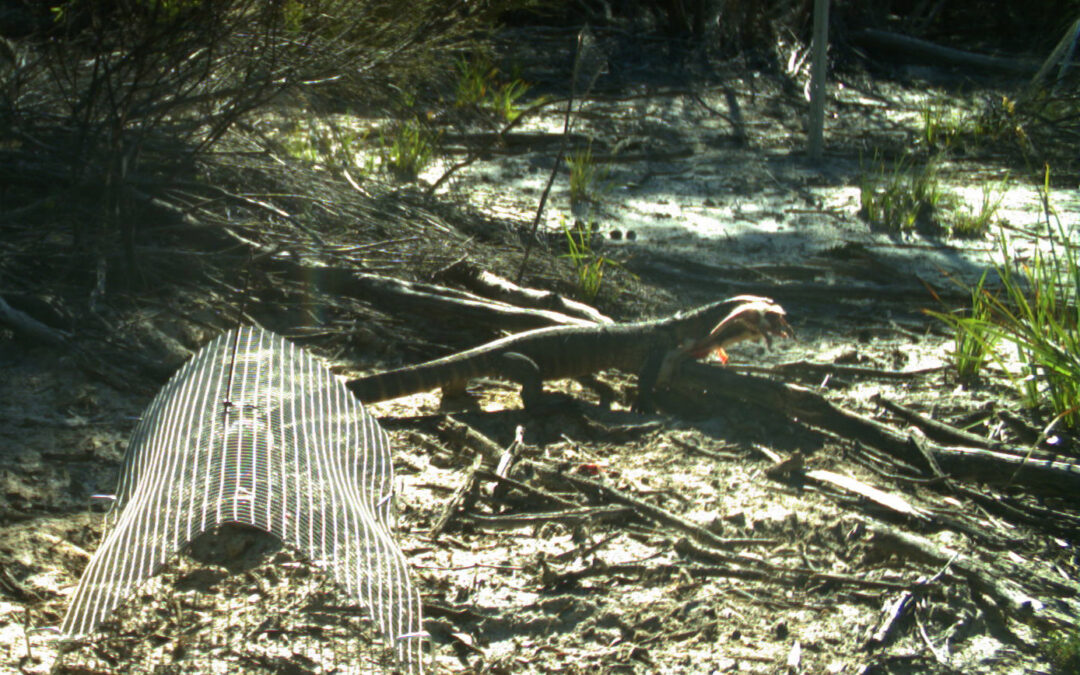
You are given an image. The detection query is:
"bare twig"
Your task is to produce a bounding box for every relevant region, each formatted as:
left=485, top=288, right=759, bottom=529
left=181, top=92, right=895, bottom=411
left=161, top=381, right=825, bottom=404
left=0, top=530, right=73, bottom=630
left=872, top=394, right=1004, bottom=451
left=867, top=591, right=914, bottom=647
left=530, top=460, right=773, bottom=552
left=430, top=451, right=484, bottom=540
left=515, top=25, right=606, bottom=283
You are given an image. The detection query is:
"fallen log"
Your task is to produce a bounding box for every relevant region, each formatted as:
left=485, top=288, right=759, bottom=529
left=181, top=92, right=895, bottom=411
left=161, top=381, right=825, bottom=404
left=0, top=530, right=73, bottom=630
left=434, top=260, right=612, bottom=324
left=313, top=268, right=598, bottom=332
left=0, top=294, right=69, bottom=347
left=868, top=525, right=1080, bottom=631
left=674, top=363, right=1080, bottom=496
left=851, top=28, right=1040, bottom=76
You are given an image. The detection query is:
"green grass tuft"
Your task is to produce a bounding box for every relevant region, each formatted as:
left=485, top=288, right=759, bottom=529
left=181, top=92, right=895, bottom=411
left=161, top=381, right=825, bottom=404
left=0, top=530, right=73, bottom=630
left=920, top=102, right=965, bottom=150
left=490, top=77, right=531, bottom=123
left=566, top=143, right=611, bottom=212
left=860, top=153, right=1005, bottom=238
left=859, top=155, right=949, bottom=235
left=950, top=271, right=1000, bottom=382
left=380, top=119, right=438, bottom=181
left=929, top=167, right=1080, bottom=429
left=952, top=181, right=1006, bottom=238
left=561, top=216, right=613, bottom=302
left=454, top=55, right=533, bottom=122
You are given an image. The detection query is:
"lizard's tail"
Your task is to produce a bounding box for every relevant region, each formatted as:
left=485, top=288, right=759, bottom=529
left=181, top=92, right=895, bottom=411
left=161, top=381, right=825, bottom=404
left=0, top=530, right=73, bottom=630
left=347, top=356, right=482, bottom=403
left=347, top=366, right=437, bottom=403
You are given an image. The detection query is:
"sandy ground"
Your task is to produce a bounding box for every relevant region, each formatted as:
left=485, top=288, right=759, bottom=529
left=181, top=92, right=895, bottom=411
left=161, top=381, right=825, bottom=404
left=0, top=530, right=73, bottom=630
left=2, top=33, right=1079, bottom=675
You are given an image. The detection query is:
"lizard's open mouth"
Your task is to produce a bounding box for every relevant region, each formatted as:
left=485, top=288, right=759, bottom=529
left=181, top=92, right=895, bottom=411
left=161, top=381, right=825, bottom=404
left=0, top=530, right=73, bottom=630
left=686, top=299, right=793, bottom=362
left=759, top=310, right=794, bottom=348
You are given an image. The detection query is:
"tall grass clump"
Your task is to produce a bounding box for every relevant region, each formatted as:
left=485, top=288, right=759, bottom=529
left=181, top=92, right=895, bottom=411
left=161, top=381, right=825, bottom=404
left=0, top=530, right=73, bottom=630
left=930, top=169, right=1080, bottom=429
left=860, top=153, right=1006, bottom=238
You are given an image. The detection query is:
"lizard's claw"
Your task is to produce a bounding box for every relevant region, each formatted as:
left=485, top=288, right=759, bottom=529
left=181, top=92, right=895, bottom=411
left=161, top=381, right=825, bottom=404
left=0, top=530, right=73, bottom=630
left=685, top=298, right=792, bottom=360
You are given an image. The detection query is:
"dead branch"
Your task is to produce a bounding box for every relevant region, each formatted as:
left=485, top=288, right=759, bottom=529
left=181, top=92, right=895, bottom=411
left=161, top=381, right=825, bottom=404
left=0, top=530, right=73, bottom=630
left=852, top=28, right=1040, bottom=75
left=675, top=363, right=1080, bottom=496
left=331, top=271, right=599, bottom=332
left=805, top=469, right=930, bottom=521
left=764, top=361, right=946, bottom=382
left=529, top=460, right=773, bottom=553
left=475, top=469, right=581, bottom=510
left=868, top=525, right=1076, bottom=630
left=435, top=417, right=505, bottom=467
left=0, top=294, right=141, bottom=392
left=0, top=295, right=69, bottom=348
left=204, top=224, right=602, bottom=335
left=463, top=505, right=633, bottom=530
left=872, top=394, right=1006, bottom=451
left=434, top=260, right=612, bottom=324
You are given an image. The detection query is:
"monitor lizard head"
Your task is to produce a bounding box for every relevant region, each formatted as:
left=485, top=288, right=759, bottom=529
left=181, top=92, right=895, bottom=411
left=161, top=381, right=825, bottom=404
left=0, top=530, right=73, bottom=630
left=683, top=298, right=793, bottom=363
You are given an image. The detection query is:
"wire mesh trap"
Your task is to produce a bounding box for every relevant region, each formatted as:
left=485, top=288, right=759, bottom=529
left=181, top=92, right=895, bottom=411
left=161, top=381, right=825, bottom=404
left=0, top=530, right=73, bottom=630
left=58, top=325, right=425, bottom=673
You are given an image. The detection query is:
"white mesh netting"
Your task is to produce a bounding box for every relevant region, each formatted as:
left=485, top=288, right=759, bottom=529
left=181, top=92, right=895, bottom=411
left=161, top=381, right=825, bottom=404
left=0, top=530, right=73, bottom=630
left=60, top=325, right=424, bottom=673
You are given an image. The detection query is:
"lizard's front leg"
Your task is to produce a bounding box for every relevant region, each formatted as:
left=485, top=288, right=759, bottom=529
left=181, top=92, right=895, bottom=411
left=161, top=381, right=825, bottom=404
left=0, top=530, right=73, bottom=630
left=632, top=348, right=666, bottom=413
left=498, top=352, right=545, bottom=410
